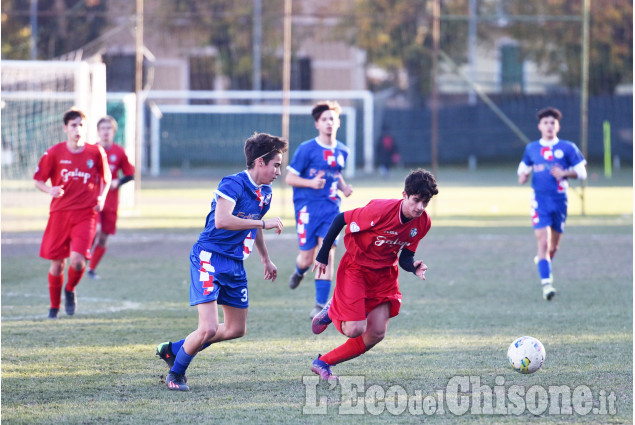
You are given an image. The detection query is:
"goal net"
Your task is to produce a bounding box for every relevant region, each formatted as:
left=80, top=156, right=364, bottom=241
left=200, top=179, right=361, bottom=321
left=1, top=60, right=106, bottom=181
left=143, top=90, right=374, bottom=178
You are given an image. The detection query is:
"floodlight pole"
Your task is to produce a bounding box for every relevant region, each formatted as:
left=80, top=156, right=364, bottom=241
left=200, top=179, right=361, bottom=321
left=580, top=0, right=590, bottom=216
left=134, top=0, right=144, bottom=203
left=281, top=0, right=292, bottom=211
left=430, top=0, right=440, bottom=178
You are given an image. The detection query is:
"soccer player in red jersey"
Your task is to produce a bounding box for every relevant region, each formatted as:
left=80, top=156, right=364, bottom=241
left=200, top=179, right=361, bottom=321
left=309, top=169, right=438, bottom=380
left=87, top=116, right=135, bottom=280
left=34, top=109, right=112, bottom=319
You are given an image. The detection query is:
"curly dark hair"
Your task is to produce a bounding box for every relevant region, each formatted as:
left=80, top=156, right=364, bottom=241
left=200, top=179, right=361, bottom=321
left=536, top=107, right=562, bottom=122
left=244, top=132, right=288, bottom=169
left=404, top=168, right=438, bottom=202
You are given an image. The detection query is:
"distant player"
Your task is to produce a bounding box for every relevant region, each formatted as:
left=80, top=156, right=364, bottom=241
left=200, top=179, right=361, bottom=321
left=517, top=107, right=587, bottom=300
left=310, top=169, right=438, bottom=381
left=286, top=100, right=353, bottom=319
left=87, top=116, right=135, bottom=280
left=156, top=132, right=288, bottom=391
left=34, top=108, right=112, bottom=319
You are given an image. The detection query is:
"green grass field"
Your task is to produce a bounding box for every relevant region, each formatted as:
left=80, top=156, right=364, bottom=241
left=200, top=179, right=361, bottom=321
left=2, top=165, right=632, bottom=424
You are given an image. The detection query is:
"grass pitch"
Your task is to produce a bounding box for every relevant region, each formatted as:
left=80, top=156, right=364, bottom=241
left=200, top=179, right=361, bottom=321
left=1, top=165, right=632, bottom=424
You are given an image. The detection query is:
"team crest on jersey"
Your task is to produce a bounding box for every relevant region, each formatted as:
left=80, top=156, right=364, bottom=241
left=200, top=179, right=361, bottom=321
left=410, top=228, right=418, bottom=238
left=350, top=222, right=360, bottom=233
left=86, top=159, right=94, bottom=168
left=110, top=154, right=117, bottom=162
left=323, top=150, right=336, bottom=167
left=554, top=149, right=564, bottom=159
left=337, top=153, right=345, bottom=167
left=540, top=147, right=553, bottom=161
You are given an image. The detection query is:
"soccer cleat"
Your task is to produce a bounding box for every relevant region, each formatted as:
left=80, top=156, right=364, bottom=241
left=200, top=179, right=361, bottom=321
left=288, top=272, right=304, bottom=289
left=48, top=308, right=59, bottom=320
left=87, top=269, right=100, bottom=280
left=309, top=303, right=324, bottom=320
left=64, top=290, right=77, bottom=315
left=156, top=342, right=176, bottom=368
left=311, top=299, right=332, bottom=334
left=542, top=284, right=557, bottom=301
left=311, top=355, right=338, bottom=381
left=165, top=371, right=190, bottom=391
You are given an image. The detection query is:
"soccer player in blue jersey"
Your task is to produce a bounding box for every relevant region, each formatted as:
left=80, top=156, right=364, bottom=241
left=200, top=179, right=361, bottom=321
left=517, top=107, right=587, bottom=300
left=285, top=101, right=354, bottom=318
left=156, top=132, right=288, bottom=391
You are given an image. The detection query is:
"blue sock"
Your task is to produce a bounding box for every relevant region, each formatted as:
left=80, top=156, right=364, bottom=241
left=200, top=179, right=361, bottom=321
left=170, top=346, right=195, bottom=375
left=537, top=259, right=552, bottom=284
left=172, top=339, right=210, bottom=356
left=315, top=279, right=331, bottom=306
left=296, top=265, right=309, bottom=276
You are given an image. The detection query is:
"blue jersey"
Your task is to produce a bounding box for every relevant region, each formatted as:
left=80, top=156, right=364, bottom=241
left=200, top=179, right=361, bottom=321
left=521, top=139, right=585, bottom=199
left=287, top=138, right=349, bottom=207
left=196, top=170, right=272, bottom=260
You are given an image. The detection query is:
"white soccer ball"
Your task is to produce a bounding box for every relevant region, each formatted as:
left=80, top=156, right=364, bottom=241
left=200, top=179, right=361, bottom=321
left=507, top=336, right=546, bottom=374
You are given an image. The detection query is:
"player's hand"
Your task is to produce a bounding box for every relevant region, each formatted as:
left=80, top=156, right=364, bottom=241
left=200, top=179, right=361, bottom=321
left=312, top=260, right=328, bottom=278
left=95, top=195, right=106, bottom=212
left=413, top=260, right=427, bottom=280
left=311, top=170, right=326, bottom=189
left=550, top=164, right=567, bottom=180
left=263, top=217, right=284, bottom=234
left=263, top=260, right=278, bottom=282
left=110, top=179, right=120, bottom=190
left=341, top=184, right=353, bottom=197
left=49, top=185, right=64, bottom=198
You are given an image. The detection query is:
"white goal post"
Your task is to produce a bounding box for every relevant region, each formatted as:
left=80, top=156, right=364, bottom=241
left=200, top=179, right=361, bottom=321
left=143, top=90, right=374, bottom=176
left=149, top=103, right=356, bottom=178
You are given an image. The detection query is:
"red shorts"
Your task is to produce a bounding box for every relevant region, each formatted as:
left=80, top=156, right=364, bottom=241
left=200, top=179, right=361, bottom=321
left=329, top=254, right=402, bottom=333
left=98, top=209, right=118, bottom=235
left=40, top=208, right=98, bottom=260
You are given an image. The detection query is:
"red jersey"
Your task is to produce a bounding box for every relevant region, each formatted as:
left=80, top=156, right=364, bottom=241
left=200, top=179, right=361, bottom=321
left=102, top=143, right=135, bottom=212
left=33, top=142, right=110, bottom=212
left=342, top=198, right=431, bottom=269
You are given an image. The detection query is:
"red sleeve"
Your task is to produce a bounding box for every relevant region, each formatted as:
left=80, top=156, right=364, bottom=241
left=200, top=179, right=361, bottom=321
left=120, top=149, right=135, bottom=177
left=343, top=199, right=385, bottom=235
left=33, top=148, right=55, bottom=182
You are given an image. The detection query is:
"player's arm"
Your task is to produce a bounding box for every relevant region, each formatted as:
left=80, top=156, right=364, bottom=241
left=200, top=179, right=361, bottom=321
left=113, top=153, right=136, bottom=190
left=337, top=175, right=353, bottom=197
left=399, top=248, right=428, bottom=280
left=312, top=212, right=346, bottom=277
left=551, top=162, right=587, bottom=181
left=111, top=174, right=134, bottom=190
left=35, top=180, right=64, bottom=198
left=285, top=168, right=326, bottom=190
left=517, top=162, right=532, bottom=185
left=254, top=228, right=277, bottom=282
left=214, top=196, right=283, bottom=233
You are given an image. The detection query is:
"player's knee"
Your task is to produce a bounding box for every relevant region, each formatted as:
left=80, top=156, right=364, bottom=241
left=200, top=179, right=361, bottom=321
left=70, top=259, right=85, bottom=271
left=228, top=325, right=246, bottom=339
left=343, top=322, right=365, bottom=338
left=365, top=329, right=386, bottom=346
left=198, top=325, right=219, bottom=342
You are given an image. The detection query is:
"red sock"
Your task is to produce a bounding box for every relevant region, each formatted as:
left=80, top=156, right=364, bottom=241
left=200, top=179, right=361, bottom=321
left=321, top=336, right=367, bottom=366
left=90, top=245, right=106, bottom=270
left=48, top=273, right=64, bottom=309
left=65, top=267, right=85, bottom=292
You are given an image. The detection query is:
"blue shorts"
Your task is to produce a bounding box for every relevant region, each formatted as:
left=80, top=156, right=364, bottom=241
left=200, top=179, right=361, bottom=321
left=530, top=193, right=568, bottom=233
left=189, top=244, right=249, bottom=308
left=294, top=201, right=340, bottom=251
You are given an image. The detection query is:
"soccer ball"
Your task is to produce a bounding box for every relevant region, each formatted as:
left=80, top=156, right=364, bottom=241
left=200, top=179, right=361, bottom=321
left=507, top=336, right=546, bottom=374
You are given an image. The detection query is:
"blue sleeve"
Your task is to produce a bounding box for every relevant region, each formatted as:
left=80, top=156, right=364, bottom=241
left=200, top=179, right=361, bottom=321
left=521, top=144, right=533, bottom=165
left=216, top=176, right=242, bottom=203
left=288, top=144, right=307, bottom=175
left=568, top=143, right=585, bottom=166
